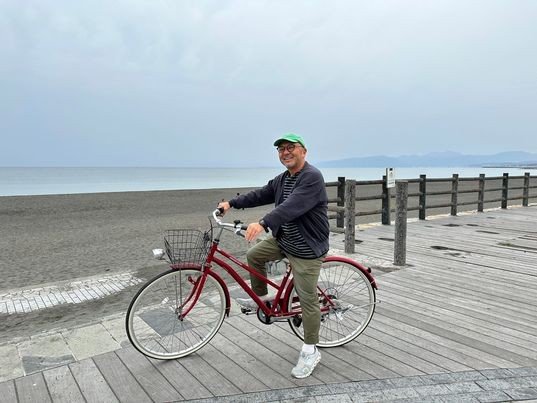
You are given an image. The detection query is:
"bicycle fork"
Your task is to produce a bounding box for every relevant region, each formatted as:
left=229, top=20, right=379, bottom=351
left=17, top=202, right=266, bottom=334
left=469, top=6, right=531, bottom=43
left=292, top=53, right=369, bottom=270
left=172, top=274, right=207, bottom=321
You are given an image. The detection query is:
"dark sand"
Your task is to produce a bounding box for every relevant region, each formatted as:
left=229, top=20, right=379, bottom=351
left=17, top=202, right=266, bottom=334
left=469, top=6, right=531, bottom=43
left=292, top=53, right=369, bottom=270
left=0, top=188, right=272, bottom=289
left=0, top=187, right=272, bottom=341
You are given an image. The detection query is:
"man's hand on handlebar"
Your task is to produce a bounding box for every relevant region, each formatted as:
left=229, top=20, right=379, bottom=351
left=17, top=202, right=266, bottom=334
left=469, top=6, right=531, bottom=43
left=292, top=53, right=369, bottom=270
left=217, top=201, right=231, bottom=215
left=245, top=222, right=264, bottom=242
left=213, top=204, right=264, bottom=242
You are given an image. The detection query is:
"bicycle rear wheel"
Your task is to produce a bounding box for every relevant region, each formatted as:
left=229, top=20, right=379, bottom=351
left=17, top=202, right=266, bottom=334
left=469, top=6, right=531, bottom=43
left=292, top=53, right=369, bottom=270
left=288, top=258, right=376, bottom=347
left=126, top=268, right=226, bottom=359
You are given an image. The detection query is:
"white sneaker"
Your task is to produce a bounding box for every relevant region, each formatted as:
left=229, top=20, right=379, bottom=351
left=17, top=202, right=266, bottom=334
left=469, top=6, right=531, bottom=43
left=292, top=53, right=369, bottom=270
left=291, top=347, right=321, bottom=378
left=236, top=295, right=271, bottom=310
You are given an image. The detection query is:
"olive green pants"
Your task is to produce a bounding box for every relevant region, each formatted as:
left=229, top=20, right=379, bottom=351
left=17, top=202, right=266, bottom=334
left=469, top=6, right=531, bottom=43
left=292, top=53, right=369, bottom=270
left=246, top=237, right=324, bottom=345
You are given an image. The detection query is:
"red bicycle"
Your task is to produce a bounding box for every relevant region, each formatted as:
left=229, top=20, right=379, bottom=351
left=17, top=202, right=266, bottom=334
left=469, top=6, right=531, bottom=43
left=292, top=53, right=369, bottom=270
left=126, top=209, right=377, bottom=360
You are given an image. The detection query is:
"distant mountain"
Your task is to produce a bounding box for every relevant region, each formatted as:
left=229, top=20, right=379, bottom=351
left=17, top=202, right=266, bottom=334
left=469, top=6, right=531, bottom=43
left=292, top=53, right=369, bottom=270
left=317, top=151, right=537, bottom=168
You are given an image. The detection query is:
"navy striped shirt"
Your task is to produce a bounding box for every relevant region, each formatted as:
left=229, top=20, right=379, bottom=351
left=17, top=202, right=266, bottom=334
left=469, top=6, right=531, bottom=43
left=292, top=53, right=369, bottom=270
left=277, top=172, right=317, bottom=259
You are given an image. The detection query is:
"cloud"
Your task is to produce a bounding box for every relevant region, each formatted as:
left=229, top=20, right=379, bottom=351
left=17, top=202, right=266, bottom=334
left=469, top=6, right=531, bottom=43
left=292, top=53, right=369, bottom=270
left=1, top=0, right=537, bottom=166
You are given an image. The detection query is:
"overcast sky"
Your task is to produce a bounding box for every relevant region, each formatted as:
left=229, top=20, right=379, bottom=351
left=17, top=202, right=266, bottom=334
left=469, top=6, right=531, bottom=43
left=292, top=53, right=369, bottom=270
left=1, top=1, right=536, bottom=167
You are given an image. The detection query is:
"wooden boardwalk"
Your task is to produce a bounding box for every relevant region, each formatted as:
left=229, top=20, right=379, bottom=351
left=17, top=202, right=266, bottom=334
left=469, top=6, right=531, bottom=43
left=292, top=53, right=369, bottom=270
left=1, top=206, right=536, bottom=402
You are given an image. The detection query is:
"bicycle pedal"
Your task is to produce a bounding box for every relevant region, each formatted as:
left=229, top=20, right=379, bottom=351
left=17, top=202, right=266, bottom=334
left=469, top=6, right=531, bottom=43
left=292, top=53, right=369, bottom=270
left=241, top=307, right=255, bottom=315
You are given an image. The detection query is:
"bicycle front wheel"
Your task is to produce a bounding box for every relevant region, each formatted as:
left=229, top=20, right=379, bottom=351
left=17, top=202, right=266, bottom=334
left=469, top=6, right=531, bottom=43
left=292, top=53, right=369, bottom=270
left=126, top=268, right=226, bottom=359
left=288, top=259, right=376, bottom=347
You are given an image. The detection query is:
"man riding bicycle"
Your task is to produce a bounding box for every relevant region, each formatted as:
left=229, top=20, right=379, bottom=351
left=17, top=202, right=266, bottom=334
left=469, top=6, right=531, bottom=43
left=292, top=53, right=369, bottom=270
left=218, top=133, right=329, bottom=379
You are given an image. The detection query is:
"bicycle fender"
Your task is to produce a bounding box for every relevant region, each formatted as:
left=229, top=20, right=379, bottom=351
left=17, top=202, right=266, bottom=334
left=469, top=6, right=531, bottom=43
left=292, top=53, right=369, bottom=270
left=170, top=264, right=231, bottom=318
left=324, top=256, right=378, bottom=289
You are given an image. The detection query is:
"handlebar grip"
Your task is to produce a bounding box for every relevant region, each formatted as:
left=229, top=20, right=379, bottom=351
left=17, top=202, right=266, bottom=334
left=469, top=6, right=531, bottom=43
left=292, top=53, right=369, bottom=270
left=241, top=224, right=248, bottom=231
left=217, top=207, right=224, bottom=216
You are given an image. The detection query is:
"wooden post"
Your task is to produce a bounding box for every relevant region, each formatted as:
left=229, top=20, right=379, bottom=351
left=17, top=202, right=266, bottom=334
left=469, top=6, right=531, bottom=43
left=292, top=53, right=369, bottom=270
left=394, top=181, right=408, bottom=266
left=381, top=175, right=391, bottom=225
left=451, top=173, right=459, bottom=216
left=501, top=173, right=509, bottom=209
left=523, top=172, right=530, bottom=207
left=419, top=174, right=426, bottom=220
left=344, top=179, right=356, bottom=254
left=477, top=173, right=485, bottom=212
left=336, top=176, right=345, bottom=228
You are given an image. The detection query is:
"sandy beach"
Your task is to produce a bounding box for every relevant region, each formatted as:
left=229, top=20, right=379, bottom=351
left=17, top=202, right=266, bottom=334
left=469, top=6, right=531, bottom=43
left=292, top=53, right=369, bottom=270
left=0, top=187, right=274, bottom=341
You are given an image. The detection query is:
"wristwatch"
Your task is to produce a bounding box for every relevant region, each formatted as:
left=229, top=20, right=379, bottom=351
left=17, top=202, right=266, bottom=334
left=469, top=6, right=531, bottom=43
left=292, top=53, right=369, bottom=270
left=258, top=220, right=269, bottom=233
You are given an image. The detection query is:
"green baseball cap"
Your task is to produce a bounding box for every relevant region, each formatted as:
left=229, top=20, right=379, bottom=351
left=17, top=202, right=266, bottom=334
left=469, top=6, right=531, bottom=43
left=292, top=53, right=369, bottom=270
left=273, top=133, right=306, bottom=149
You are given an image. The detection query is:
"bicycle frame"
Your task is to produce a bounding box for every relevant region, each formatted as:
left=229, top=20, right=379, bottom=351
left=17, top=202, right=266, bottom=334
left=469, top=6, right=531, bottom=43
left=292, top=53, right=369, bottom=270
left=173, top=242, right=349, bottom=323
left=208, top=243, right=296, bottom=319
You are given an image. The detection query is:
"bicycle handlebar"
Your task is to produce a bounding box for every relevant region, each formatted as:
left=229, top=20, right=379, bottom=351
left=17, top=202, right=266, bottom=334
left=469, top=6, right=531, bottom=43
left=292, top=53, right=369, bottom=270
left=212, top=209, right=248, bottom=235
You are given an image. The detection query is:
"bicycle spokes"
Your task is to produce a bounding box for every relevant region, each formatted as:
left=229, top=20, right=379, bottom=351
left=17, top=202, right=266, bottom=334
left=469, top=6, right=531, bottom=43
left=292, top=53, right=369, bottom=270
left=288, top=259, right=376, bottom=347
left=126, top=269, right=226, bottom=360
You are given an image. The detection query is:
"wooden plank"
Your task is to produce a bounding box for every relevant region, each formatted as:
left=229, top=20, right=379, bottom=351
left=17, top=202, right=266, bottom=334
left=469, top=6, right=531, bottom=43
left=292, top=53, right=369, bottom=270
left=93, top=352, right=152, bottom=402
left=359, top=333, right=445, bottom=374
left=115, top=347, right=182, bottom=402
left=240, top=311, right=403, bottom=379
left=372, top=314, right=497, bottom=370
left=377, top=304, right=524, bottom=368
left=42, top=365, right=84, bottom=403
left=215, top=321, right=304, bottom=387
left=367, top=321, right=472, bottom=373
left=229, top=315, right=315, bottom=375
left=243, top=311, right=398, bottom=380
left=234, top=314, right=373, bottom=382
left=384, top=265, right=537, bottom=315
left=387, top=262, right=537, bottom=306
left=382, top=287, right=537, bottom=360
left=382, top=276, right=537, bottom=340
left=389, top=268, right=537, bottom=318
left=176, top=352, right=241, bottom=397
left=404, top=246, right=537, bottom=275
left=400, top=255, right=537, bottom=288
left=69, top=359, right=118, bottom=403
left=341, top=335, right=425, bottom=377
left=400, top=241, right=537, bottom=270
left=15, top=372, right=52, bottom=403
left=200, top=341, right=270, bottom=392
left=148, top=358, right=213, bottom=401
left=0, top=380, right=18, bottom=403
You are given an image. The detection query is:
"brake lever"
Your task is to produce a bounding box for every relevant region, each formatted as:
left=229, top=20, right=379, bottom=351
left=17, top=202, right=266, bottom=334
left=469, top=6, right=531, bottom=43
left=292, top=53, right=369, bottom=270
left=234, top=221, right=248, bottom=238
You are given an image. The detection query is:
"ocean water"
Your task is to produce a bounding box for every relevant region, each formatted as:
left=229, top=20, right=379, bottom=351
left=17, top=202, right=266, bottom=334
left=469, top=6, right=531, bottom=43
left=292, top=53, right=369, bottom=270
left=1, top=166, right=535, bottom=197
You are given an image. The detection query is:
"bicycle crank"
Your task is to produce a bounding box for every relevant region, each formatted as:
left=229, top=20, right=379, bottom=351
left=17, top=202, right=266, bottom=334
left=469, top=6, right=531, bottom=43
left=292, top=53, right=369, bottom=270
left=256, top=301, right=276, bottom=324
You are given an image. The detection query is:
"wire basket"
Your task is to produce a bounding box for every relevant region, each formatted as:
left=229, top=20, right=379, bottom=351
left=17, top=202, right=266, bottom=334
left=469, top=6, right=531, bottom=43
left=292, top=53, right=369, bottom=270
left=164, top=229, right=212, bottom=265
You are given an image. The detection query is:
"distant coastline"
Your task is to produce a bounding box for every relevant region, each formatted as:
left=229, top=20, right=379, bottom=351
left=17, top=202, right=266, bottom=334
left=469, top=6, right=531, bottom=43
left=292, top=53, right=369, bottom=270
left=318, top=151, right=537, bottom=168
left=482, top=164, right=537, bottom=169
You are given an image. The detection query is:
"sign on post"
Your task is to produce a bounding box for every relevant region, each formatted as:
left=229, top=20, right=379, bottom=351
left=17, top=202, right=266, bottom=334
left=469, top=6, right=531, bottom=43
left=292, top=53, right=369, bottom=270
left=386, top=168, right=395, bottom=188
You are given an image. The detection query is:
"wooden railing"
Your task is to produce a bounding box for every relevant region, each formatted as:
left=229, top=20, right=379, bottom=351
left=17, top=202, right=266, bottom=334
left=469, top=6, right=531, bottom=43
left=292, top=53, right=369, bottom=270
left=326, top=172, right=537, bottom=255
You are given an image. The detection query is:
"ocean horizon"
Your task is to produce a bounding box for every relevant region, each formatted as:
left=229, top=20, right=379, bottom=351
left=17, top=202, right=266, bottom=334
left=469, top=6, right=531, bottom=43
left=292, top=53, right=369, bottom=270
left=1, top=166, right=536, bottom=197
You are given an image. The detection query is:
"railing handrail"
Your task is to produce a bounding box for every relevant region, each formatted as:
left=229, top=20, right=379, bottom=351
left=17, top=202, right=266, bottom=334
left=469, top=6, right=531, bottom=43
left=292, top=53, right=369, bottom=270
left=327, top=172, right=536, bottom=253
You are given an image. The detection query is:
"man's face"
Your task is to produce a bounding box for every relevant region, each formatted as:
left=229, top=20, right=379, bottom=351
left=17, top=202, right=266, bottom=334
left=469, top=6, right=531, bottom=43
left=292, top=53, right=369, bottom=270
left=277, top=142, right=307, bottom=173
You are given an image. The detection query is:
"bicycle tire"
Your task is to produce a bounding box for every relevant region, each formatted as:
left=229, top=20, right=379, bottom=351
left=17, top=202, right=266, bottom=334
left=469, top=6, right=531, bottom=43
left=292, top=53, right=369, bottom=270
left=287, top=258, right=376, bottom=347
left=126, top=268, right=226, bottom=359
